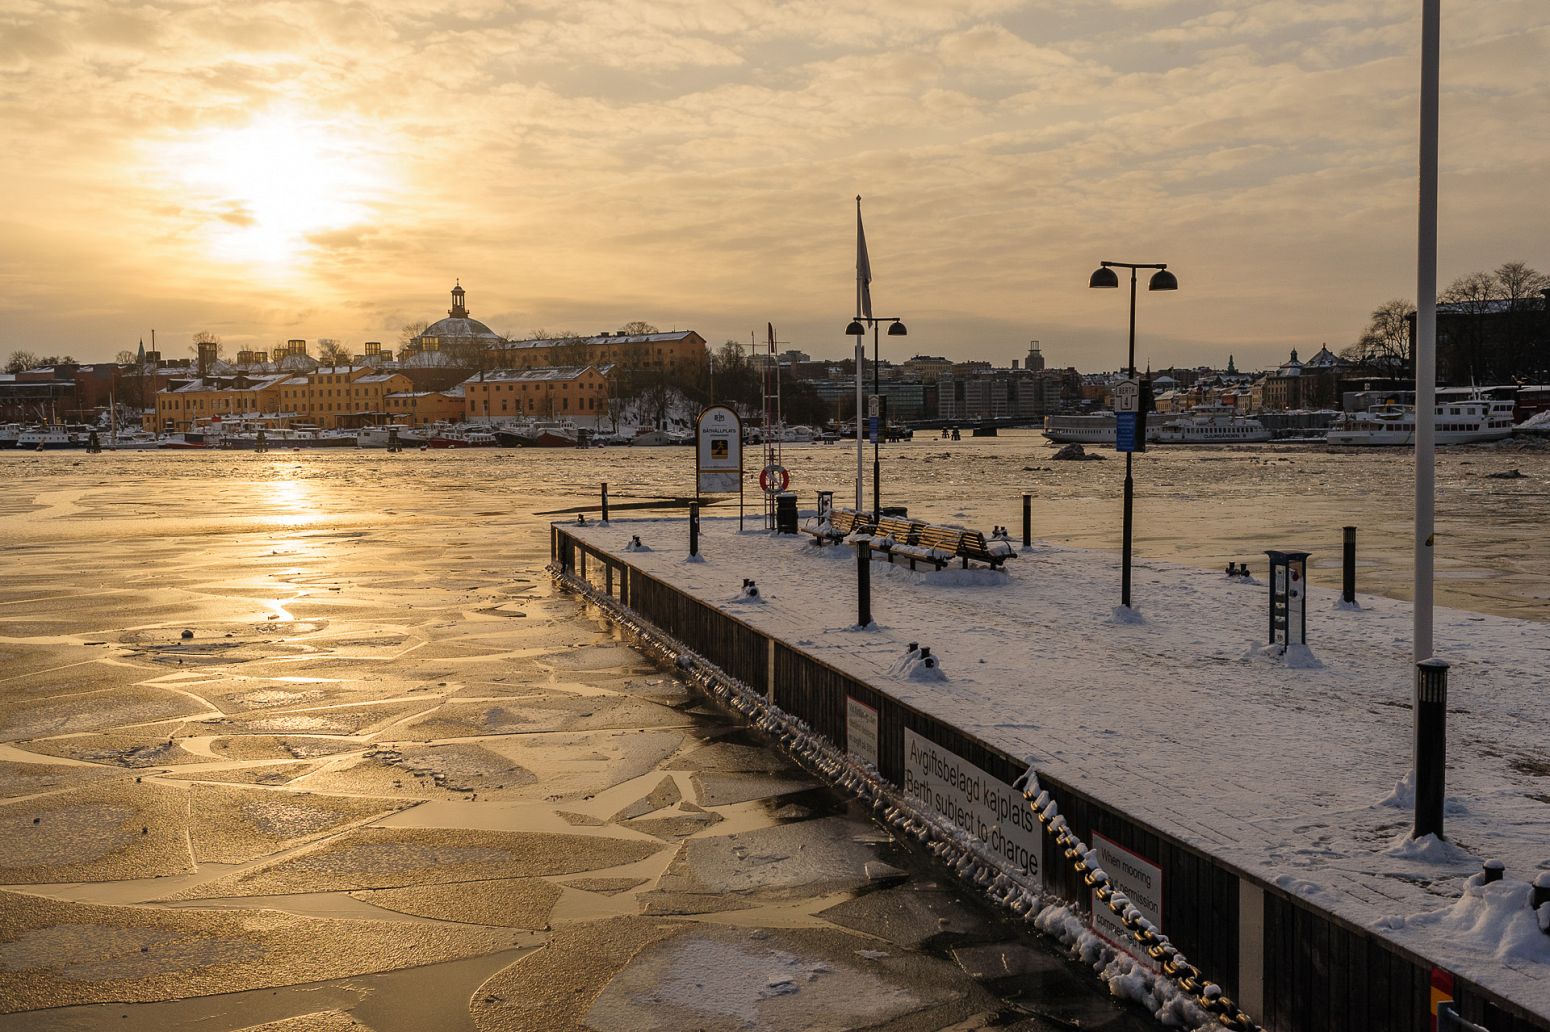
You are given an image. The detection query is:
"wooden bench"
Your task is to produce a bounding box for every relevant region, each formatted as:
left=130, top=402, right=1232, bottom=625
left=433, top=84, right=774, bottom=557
left=871, top=516, right=924, bottom=560
left=801, top=507, right=874, bottom=545
left=885, top=523, right=963, bottom=570
left=957, top=530, right=1016, bottom=569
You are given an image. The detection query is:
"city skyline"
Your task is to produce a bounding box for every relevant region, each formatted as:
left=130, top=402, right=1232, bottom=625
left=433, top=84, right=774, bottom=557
left=3, top=1, right=1547, bottom=369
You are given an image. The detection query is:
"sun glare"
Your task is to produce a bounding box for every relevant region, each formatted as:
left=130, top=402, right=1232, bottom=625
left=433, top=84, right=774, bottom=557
left=162, top=112, right=390, bottom=269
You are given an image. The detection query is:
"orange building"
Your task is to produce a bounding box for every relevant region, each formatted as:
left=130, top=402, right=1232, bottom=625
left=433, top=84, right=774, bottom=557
left=486, top=331, right=705, bottom=376
left=272, top=367, right=415, bottom=428
left=386, top=389, right=466, bottom=427
left=155, top=374, right=288, bottom=431
left=462, top=366, right=609, bottom=421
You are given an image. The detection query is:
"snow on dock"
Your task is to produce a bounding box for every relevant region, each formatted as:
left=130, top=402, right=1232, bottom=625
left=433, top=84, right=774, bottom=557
left=562, top=514, right=1550, bottom=1020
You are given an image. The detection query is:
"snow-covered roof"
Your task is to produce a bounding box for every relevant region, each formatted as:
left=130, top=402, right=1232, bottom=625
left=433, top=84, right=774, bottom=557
left=494, top=330, right=701, bottom=351
left=467, top=366, right=600, bottom=384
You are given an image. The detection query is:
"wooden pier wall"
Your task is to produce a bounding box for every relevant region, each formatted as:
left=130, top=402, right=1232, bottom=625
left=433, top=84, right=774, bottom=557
left=553, top=525, right=1549, bottom=1032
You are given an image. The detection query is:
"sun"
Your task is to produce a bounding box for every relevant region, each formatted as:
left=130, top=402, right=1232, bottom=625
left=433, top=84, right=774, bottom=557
left=162, top=110, right=390, bottom=268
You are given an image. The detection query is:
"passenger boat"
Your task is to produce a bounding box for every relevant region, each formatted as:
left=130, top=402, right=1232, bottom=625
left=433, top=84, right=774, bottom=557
left=428, top=430, right=498, bottom=448
left=1327, top=391, right=1516, bottom=446
left=356, top=425, right=430, bottom=448
left=1043, top=413, right=1118, bottom=444
left=1148, top=407, right=1272, bottom=444
left=17, top=425, right=88, bottom=450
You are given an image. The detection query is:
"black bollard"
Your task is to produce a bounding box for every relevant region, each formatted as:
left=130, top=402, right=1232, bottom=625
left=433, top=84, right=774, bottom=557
left=601, top=482, right=609, bottom=522
left=689, top=502, right=700, bottom=557
left=1022, top=493, right=1032, bottom=549
left=1343, top=526, right=1357, bottom=604
left=857, top=538, right=872, bottom=627
left=1532, top=873, right=1550, bottom=930
left=1481, top=859, right=1504, bottom=884
left=1413, top=658, right=1450, bottom=840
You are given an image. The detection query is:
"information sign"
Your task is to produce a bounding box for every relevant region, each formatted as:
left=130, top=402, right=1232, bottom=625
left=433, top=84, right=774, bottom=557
left=1112, top=379, right=1140, bottom=413
left=696, top=406, right=742, bottom=494
left=902, top=729, right=1043, bottom=885
left=1091, top=831, right=1163, bottom=968
left=869, top=416, right=879, bottom=444
left=845, top=696, right=878, bottom=767
left=1115, top=411, right=1139, bottom=453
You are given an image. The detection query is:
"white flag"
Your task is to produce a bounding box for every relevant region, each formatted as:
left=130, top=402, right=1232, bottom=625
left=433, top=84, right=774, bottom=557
left=855, top=195, right=872, bottom=319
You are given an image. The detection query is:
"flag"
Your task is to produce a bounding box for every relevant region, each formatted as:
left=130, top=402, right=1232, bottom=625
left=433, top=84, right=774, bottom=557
left=855, top=195, right=872, bottom=319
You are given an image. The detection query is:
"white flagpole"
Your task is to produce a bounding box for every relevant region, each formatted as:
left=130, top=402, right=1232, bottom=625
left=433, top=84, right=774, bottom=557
left=855, top=339, right=865, bottom=509
left=1414, top=0, right=1439, bottom=665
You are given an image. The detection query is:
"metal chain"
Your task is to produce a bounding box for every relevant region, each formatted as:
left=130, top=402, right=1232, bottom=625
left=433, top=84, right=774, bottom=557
left=1015, top=767, right=1263, bottom=1032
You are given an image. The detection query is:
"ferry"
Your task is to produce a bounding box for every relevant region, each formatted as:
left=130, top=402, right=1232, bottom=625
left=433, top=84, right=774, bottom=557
left=1327, top=391, right=1516, bottom=446
left=357, top=425, right=430, bottom=449
left=1043, top=413, right=1118, bottom=444
left=1148, top=407, right=1271, bottom=444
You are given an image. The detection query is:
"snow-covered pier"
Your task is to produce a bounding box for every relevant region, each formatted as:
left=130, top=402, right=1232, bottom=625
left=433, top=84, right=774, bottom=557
left=552, top=514, right=1550, bottom=1032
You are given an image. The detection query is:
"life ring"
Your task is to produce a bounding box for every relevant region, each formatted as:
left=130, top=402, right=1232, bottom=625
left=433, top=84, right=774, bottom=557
left=759, top=464, right=790, bottom=494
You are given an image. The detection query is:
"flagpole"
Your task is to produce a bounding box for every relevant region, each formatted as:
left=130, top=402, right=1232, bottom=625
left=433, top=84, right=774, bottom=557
left=855, top=196, right=866, bottom=511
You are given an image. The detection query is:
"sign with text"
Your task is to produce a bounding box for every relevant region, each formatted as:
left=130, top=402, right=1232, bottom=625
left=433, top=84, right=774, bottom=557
left=1115, top=411, right=1140, bottom=453
left=1090, top=831, right=1163, bottom=968
left=845, top=696, right=878, bottom=768
left=1112, top=379, right=1140, bottom=413
left=696, top=405, right=742, bottom=494
left=902, top=729, right=1042, bottom=885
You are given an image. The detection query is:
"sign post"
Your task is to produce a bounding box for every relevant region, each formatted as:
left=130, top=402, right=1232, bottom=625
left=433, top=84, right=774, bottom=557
left=696, top=405, right=744, bottom=528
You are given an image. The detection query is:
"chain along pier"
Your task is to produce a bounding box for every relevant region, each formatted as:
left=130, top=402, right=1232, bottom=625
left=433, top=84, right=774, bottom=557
left=551, top=513, right=1550, bottom=1032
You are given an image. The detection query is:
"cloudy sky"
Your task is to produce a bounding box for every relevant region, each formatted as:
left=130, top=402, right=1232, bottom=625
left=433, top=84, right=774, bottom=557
left=2, top=0, right=1546, bottom=370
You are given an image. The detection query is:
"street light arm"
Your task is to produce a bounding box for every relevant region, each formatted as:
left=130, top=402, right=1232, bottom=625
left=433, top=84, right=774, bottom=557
left=1099, top=260, right=1169, bottom=271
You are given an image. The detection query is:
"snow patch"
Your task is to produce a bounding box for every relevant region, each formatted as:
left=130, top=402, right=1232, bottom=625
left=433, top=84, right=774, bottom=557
left=1387, top=875, right=1550, bottom=967
left=1108, top=605, right=1145, bottom=625
left=1243, top=642, right=1323, bottom=669
left=1384, top=832, right=1479, bottom=867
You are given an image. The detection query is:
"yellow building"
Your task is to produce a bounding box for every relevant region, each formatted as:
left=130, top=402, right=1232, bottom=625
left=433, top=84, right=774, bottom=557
left=486, top=331, right=705, bottom=376
left=155, top=374, right=288, bottom=431
left=272, top=367, right=415, bottom=428
left=462, top=367, right=609, bottom=421
left=387, top=388, right=466, bottom=427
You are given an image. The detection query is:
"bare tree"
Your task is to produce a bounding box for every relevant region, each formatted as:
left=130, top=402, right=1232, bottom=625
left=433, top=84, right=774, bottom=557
left=398, top=321, right=428, bottom=350
left=618, top=321, right=659, bottom=335
left=115, top=349, right=136, bottom=364
left=316, top=339, right=353, bottom=367
left=1341, top=299, right=1414, bottom=376
left=1494, top=261, right=1550, bottom=303
left=190, top=330, right=223, bottom=358
left=7, top=350, right=39, bottom=373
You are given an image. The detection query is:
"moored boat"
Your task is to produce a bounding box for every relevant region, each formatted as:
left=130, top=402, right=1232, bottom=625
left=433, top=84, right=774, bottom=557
left=1148, top=407, right=1272, bottom=444
left=1327, top=391, right=1516, bottom=446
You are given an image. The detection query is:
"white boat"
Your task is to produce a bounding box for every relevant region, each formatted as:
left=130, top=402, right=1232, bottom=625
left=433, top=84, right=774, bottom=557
left=1326, top=392, right=1516, bottom=446
left=357, top=425, right=429, bottom=448
left=1148, top=408, right=1271, bottom=444
left=782, top=425, right=816, bottom=443
left=630, top=428, right=689, bottom=447
left=17, top=425, right=86, bottom=450
left=1044, top=413, right=1118, bottom=444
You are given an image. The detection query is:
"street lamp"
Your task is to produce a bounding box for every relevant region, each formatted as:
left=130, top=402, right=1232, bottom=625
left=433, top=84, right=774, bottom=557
left=1088, top=260, right=1178, bottom=612
left=845, top=315, right=908, bottom=519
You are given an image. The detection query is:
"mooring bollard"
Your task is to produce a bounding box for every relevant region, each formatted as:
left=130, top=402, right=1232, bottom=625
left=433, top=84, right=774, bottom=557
left=1343, top=526, right=1357, bottom=604
left=857, top=538, right=872, bottom=627
left=1481, top=859, right=1505, bottom=884
left=1413, top=658, right=1450, bottom=840
left=688, top=502, right=700, bottom=557
left=1532, top=873, right=1550, bottom=934
left=1022, top=493, right=1032, bottom=549
left=601, top=482, right=609, bottom=522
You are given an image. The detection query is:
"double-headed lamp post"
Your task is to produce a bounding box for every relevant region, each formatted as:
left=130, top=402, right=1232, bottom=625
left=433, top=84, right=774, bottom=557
left=1088, top=260, right=1178, bottom=611
left=845, top=315, right=908, bottom=519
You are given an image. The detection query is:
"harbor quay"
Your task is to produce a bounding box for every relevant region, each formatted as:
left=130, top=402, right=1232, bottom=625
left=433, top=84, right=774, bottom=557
left=553, top=511, right=1550, bottom=1032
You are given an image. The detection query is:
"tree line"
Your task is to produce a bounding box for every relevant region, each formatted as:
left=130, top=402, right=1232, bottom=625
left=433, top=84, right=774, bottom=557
left=1345, top=260, right=1548, bottom=382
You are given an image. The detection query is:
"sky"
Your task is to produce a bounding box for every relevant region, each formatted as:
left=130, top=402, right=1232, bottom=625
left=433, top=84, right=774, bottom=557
left=1, top=0, right=1546, bottom=372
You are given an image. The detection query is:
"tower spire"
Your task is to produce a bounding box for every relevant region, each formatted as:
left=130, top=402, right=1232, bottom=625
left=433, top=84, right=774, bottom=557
left=449, top=280, right=468, bottom=319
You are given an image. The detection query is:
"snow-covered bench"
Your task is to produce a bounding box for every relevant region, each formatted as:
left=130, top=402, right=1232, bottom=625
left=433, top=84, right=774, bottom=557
left=882, top=524, right=1017, bottom=571
left=801, top=507, right=873, bottom=545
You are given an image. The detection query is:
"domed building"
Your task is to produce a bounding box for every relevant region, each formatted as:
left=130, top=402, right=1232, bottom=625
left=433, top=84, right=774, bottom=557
left=403, top=282, right=505, bottom=365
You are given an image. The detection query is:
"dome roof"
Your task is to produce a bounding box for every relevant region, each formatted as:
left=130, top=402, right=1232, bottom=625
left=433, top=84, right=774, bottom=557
left=421, top=316, right=503, bottom=342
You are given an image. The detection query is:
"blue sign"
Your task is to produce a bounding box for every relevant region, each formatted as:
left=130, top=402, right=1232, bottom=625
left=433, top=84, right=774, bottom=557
left=869, top=416, right=879, bottom=444
left=1115, top=411, right=1139, bottom=452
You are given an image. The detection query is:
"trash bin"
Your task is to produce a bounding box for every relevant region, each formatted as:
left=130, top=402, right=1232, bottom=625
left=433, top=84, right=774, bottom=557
left=775, top=491, right=798, bottom=534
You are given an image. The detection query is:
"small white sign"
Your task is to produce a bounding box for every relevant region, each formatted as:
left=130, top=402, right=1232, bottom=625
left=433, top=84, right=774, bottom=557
left=1112, top=379, right=1140, bottom=414
left=696, top=405, right=742, bottom=494
left=868, top=394, right=881, bottom=418
left=845, top=696, right=878, bottom=767
left=902, top=729, right=1042, bottom=884
left=1091, top=831, right=1163, bottom=968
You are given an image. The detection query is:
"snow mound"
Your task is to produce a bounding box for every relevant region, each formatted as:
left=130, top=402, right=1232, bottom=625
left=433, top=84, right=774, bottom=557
left=1108, top=605, right=1145, bottom=625
left=683, top=554, right=706, bottom=564
left=1332, top=597, right=1362, bottom=611
left=1383, top=875, right=1550, bottom=967
left=729, top=581, right=766, bottom=604
left=888, top=648, right=946, bottom=683
left=1385, top=831, right=1479, bottom=866
left=1377, top=770, right=1470, bottom=814
left=624, top=538, right=651, bottom=553
left=1243, top=642, right=1323, bottom=669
